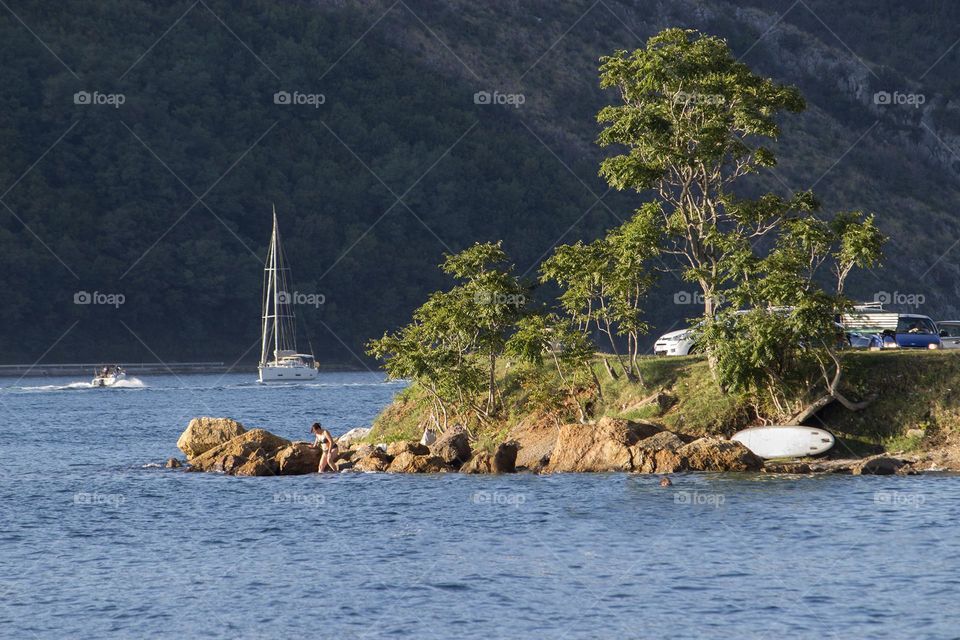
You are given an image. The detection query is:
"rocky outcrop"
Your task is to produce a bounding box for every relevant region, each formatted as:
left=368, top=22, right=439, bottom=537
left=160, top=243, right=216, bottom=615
left=629, top=431, right=685, bottom=474
left=386, top=441, right=430, bottom=457
left=546, top=417, right=661, bottom=473
left=852, top=455, right=910, bottom=476
left=508, top=418, right=558, bottom=471
left=677, top=437, right=763, bottom=472
left=352, top=447, right=393, bottom=472
left=188, top=429, right=291, bottom=473
left=165, top=457, right=182, bottom=468
left=429, top=425, right=472, bottom=468
left=176, top=417, right=246, bottom=459
left=337, top=427, right=370, bottom=448
left=461, top=441, right=518, bottom=474
left=274, top=442, right=321, bottom=475
left=387, top=451, right=448, bottom=473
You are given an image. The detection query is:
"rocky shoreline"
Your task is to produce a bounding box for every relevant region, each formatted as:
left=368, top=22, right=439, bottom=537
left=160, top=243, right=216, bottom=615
left=169, top=416, right=957, bottom=476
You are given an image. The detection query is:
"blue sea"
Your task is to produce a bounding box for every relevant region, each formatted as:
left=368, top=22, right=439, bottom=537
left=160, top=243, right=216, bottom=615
left=0, top=372, right=957, bottom=639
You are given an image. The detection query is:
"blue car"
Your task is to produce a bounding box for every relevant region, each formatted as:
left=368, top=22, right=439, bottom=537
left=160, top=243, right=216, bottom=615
left=867, top=314, right=942, bottom=350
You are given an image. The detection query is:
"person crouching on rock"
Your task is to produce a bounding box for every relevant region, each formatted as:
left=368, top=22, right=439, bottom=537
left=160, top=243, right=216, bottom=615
left=311, top=422, right=339, bottom=473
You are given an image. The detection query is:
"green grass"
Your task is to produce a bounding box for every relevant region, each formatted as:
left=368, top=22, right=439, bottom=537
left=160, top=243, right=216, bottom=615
left=367, top=350, right=960, bottom=456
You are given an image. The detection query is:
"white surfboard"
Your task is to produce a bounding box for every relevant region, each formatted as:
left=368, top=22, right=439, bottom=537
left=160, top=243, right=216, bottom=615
left=731, top=425, right=835, bottom=459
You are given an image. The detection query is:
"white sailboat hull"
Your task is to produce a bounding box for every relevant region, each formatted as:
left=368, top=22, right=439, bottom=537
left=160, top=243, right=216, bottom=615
left=258, top=363, right=318, bottom=383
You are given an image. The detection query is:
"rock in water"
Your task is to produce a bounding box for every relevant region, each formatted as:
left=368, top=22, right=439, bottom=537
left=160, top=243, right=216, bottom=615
left=177, top=417, right=246, bottom=459
left=461, top=441, right=519, bottom=474
left=852, top=455, right=908, bottom=475
left=337, top=427, right=371, bottom=448
left=546, top=418, right=661, bottom=473
left=165, top=457, right=182, bottom=468
left=387, top=451, right=448, bottom=473
left=352, top=448, right=393, bottom=472
left=677, top=437, right=763, bottom=472
left=429, top=425, right=472, bottom=468
left=630, top=431, right=685, bottom=474
left=273, top=442, right=321, bottom=475
left=386, top=441, right=431, bottom=457
left=188, top=429, right=291, bottom=473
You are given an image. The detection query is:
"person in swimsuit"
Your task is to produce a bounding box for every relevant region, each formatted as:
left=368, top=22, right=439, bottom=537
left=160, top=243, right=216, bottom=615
left=311, top=422, right=339, bottom=473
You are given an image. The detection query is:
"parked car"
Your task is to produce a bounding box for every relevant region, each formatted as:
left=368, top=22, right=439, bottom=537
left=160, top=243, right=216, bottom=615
left=653, top=326, right=699, bottom=356
left=937, top=320, right=960, bottom=349
left=863, top=314, right=942, bottom=350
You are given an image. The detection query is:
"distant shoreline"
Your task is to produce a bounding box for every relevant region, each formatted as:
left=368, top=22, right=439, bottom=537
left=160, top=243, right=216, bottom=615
left=0, top=362, right=373, bottom=377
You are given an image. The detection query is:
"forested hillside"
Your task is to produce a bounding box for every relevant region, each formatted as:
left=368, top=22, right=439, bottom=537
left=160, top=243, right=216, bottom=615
left=2, top=0, right=959, bottom=365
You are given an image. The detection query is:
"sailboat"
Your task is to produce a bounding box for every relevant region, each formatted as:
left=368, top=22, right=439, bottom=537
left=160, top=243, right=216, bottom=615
left=258, top=206, right=319, bottom=383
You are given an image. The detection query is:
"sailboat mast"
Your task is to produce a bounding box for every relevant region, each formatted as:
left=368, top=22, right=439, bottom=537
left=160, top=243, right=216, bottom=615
left=272, top=207, right=280, bottom=362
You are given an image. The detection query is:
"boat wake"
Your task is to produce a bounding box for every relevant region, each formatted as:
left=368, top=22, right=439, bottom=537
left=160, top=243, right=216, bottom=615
left=6, top=377, right=147, bottom=393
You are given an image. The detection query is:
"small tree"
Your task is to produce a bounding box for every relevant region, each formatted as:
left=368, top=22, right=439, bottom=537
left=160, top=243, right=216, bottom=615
left=701, top=212, right=885, bottom=420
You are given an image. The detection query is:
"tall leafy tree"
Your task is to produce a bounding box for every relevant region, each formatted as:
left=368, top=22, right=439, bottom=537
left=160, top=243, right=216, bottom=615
left=596, top=28, right=811, bottom=318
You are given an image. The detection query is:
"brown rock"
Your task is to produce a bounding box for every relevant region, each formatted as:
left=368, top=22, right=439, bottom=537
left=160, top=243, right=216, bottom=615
left=462, top=441, right=519, bottom=474
left=274, top=442, right=321, bottom=475
left=763, top=461, right=812, bottom=474
left=234, top=456, right=277, bottom=476
left=629, top=431, right=685, bottom=474
left=188, top=429, right=291, bottom=472
left=386, top=441, right=430, bottom=457
left=852, top=455, right=908, bottom=476
left=546, top=417, right=661, bottom=473
left=508, top=418, right=558, bottom=471
left=165, top=457, right=182, bottom=468
left=387, top=451, right=448, bottom=473
left=176, top=417, right=246, bottom=459
left=352, top=448, right=392, bottom=472
left=335, top=458, right=355, bottom=472
left=429, top=425, right=472, bottom=467
left=677, top=437, right=763, bottom=472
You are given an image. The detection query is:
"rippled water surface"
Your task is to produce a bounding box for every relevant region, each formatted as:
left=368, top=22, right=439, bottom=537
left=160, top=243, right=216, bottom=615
left=1, top=372, right=958, bottom=639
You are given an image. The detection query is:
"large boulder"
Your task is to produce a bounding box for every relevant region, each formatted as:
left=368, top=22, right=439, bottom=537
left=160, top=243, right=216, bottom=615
left=386, top=441, right=430, bottom=457
left=352, top=448, right=393, bottom=472
left=387, top=452, right=448, bottom=473
left=273, top=442, right=321, bottom=475
left=188, top=429, right=291, bottom=473
left=177, top=417, right=246, bottom=459
left=234, top=456, right=278, bottom=476
left=629, top=431, right=685, bottom=474
left=508, top=417, right=558, bottom=471
left=546, top=417, right=661, bottom=473
left=852, top=455, right=909, bottom=475
left=461, top=441, right=519, bottom=474
left=677, top=437, right=763, bottom=472
left=429, top=425, right=472, bottom=467
left=337, top=427, right=371, bottom=448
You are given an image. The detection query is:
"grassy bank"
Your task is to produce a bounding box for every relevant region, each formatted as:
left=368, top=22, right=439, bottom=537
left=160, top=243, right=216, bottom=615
left=368, top=351, right=960, bottom=457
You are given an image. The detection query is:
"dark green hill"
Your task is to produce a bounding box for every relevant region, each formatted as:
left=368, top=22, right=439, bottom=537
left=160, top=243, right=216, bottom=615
left=1, top=0, right=958, bottom=364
